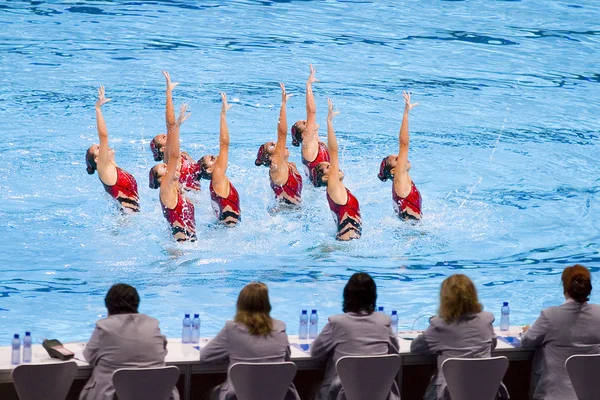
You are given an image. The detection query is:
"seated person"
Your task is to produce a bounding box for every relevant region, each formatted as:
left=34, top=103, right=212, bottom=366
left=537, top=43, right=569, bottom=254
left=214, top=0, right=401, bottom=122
left=80, top=283, right=178, bottom=400
left=310, top=272, right=400, bottom=400
left=200, top=282, right=300, bottom=400
left=410, top=274, right=508, bottom=400
left=522, top=264, right=600, bottom=400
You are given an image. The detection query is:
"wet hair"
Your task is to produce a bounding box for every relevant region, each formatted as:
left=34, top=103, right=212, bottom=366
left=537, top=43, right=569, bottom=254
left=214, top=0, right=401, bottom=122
left=234, top=282, right=273, bottom=336
left=149, top=166, right=161, bottom=189
left=438, top=274, right=482, bottom=323
left=255, top=144, right=271, bottom=167
left=562, top=264, right=592, bottom=304
left=378, top=157, right=393, bottom=182
left=312, top=163, right=328, bottom=188
left=198, top=156, right=213, bottom=180
left=291, top=122, right=303, bottom=147
left=104, top=283, right=140, bottom=315
left=342, top=272, right=377, bottom=314
left=85, top=147, right=97, bottom=175
left=150, top=136, right=165, bottom=162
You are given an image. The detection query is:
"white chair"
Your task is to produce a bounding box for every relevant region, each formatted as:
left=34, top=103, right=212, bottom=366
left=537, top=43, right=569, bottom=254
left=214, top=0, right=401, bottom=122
left=335, top=354, right=402, bottom=400
left=566, top=354, right=600, bottom=400
left=112, top=366, right=180, bottom=400
left=441, top=356, right=509, bottom=400
left=229, top=362, right=297, bottom=400
left=12, top=361, right=78, bottom=400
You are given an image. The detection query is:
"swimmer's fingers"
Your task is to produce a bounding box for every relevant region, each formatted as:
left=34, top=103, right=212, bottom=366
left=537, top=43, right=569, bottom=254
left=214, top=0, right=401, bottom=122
left=327, top=98, right=339, bottom=120
left=162, top=70, right=179, bottom=91
left=177, top=103, right=191, bottom=125
left=96, top=86, right=111, bottom=106
left=280, top=83, right=293, bottom=102
left=308, top=64, right=319, bottom=83
left=220, top=92, right=232, bottom=112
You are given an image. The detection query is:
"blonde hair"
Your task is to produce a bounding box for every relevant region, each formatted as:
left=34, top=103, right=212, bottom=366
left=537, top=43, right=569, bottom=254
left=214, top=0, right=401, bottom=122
left=234, top=282, right=273, bottom=336
left=438, top=274, right=482, bottom=323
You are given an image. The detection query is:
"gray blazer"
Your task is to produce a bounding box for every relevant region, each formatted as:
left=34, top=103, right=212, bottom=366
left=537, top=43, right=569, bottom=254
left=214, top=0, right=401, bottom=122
left=310, top=312, right=400, bottom=400
left=200, top=319, right=300, bottom=400
left=410, top=311, right=503, bottom=400
left=521, top=301, right=600, bottom=400
left=79, top=313, right=179, bottom=400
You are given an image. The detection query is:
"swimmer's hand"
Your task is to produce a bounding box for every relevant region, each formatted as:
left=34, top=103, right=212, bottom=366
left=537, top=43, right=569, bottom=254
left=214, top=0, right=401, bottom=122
left=280, top=83, right=293, bottom=103
left=308, top=64, right=318, bottom=84
left=403, top=91, right=419, bottom=112
left=162, top=70, right=179, bottom=92
left=177, top=103, right=190, bottom=125
left=327, top=98, right=339, bottom=121
left=95, top=86, right=111, bottom=108
left=220, top=92, right=232, bottom=114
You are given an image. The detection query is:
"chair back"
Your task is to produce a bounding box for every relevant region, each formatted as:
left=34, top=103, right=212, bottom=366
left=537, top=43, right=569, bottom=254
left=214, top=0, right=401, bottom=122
left=442, top=356, right=509, bottom=400
left=566, top=354, right=600, bottom=400
left=12, top=361, right=78, bottom=400
left=229, top=362, right=297, bottom=400
left=112, top=366, right=180, bottom=400
left=335, top=354, right=402, bottom=400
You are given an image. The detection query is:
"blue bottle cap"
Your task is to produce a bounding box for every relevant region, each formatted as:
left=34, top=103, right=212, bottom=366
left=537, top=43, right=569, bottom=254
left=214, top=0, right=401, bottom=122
left=302, top=310, right=307, bottom=314
left=391, top=310, right=397, bottom=315
left=378, top=306, right=384, bottom=311
left=311, top=309, right=317, bottom=313
left=25, top=332, right=31, bottom=336
left=14, top=334, right=19, bottom=339
left=194, top=314, right=199, bottom=318
left=503, top=302, right=509, bottom=306
left=185, top=313, right=190, bottom=318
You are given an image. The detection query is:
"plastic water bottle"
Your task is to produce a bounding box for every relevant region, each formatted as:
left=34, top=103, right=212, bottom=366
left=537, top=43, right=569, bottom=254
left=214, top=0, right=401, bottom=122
left=500, top=302, right=510, bottom=331
left=378, top=306, right=384, bottom=313
left=391, top=310, right=398, bottom=335
left=191, top=314, right=201, bottom=343
left=299, top=310, right=308, bottom=340
left=22, top=332, right=32, bottom=363
left=182, top=314, right=192, bottom=343
left=12, top=334, right=21, bottom=365
left=309, top=310, right=318, bottom=339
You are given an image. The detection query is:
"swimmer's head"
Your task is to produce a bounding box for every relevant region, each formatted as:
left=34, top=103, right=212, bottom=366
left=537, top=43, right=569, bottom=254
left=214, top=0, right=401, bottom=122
left=312, top=161, right=344, bottom=187
left=85, top=144, right=114, bottom=175
left=150, top=134, right=167, bottom=161
left=291, top=121, right=306, bottom=147
left=378, top=156, right=411, bottom=182
left=198, top=155, right=217, bottom=180
left=255, top=142, right=289, bottom=167
left=149, top=163, right=167, bottom=189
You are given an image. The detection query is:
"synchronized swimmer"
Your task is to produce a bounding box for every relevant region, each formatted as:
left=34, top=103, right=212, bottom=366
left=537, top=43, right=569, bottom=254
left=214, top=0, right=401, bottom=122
left=86, top=66, right=422, bottom=241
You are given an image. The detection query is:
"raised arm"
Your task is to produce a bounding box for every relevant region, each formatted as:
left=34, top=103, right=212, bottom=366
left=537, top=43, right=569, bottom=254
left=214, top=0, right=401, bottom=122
left=326, top=99, right=346, bottom=203
left=94, top=86, right=117, bottom=183
left=395, top=91, right=418, bottom=174
left=213, top=92, right=232, bottom=182
left=273, top=83, right=292, bottom=165
left=305, top=65, right=318, bottom=136
left=163, top=71, right=179, bottom=164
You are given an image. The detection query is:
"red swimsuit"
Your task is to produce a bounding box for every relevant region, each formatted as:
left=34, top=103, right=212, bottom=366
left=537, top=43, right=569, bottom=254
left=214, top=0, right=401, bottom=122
left=270, top=164, right=302, bottom=205
left=102, top=167, right=140, bottom=212
left=393, top=181, right=422, bottom=220
left=161, top=192, right=196, bottom=242
left=302, top=142, right=330, bottom=185
left=327, top=188, right=362, bottom=240
left=210, top=180, right=241, bottom=226
left=179, top=157, right=201, bottom=191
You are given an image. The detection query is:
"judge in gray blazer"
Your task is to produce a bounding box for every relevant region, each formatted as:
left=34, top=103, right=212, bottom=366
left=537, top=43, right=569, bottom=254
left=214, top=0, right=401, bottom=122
left=410, top=274, right=508, bottom=400
left=80, top=283, right=179, bottom=400
left=200, top=282, right=300, bottom=400
left=310, top=272, right=400, bottom=400
left=522, top=264, right=600, bottom=400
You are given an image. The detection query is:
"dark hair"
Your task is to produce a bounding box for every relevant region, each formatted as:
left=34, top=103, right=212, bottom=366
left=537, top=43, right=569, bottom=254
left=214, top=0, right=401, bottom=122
left=234, top=282, right=273, bottom=336
left=378, top=157, right=393, bottom=182
left=343, top=272, right=377, bottom=313
left=291, top=122, right=303, bottom=147
left=149, top=166, right=161, bottom=189
left=150, top=137, right=165, bottom=162
left=312, top=163, right=328, bottom=187
left=85, top=147, right=97, bottom=175
left=562, top=264, right=592, bottom=304
left=104, top=283, right=140, bottom=315
left=198, top=156, right=213, bottom=180
left=255, top=144, right=271, bottom=167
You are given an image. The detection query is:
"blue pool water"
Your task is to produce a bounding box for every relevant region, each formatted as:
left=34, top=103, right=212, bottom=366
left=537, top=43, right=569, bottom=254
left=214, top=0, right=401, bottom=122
left=1, top=1, right=599, bottom=345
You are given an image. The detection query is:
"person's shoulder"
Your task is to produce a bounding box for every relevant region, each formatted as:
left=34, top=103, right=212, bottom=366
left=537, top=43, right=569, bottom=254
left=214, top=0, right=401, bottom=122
left=328, top=313, right=347, bottom=323
left=272, top=319, right=287, bottom=333
left=478, top=311, right=495, bottom=324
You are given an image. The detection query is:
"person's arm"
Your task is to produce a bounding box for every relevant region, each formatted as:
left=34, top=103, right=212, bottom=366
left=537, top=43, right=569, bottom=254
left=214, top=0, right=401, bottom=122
left=393, top=91, right=418, bottom=193
left=95, top=86, right=117, bottom=184
left=310, top=318, right=335, bottom=361
left=325, top=99, right=347, bottom=205
left=211, top=92, right=232, bottom=193
left=163, top=72, right=178, bottom=165
left=305, top=65, right=318, bottom=136
left=200, top=325, right=229, bottom=363
left=410, top=319, right=440, bottom=354
left=82, top=324, right=103, bottom=367
left=270, top=83, right=293, bottom=185
left=521, top=311, right=549, bottom=348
